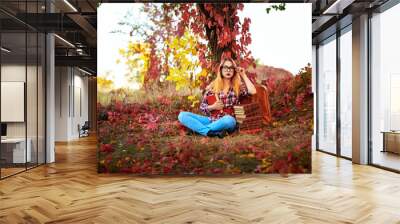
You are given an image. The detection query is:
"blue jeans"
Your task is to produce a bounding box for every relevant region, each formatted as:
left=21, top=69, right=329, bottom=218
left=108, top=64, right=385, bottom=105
left=178, top=111, right=237, bottom=136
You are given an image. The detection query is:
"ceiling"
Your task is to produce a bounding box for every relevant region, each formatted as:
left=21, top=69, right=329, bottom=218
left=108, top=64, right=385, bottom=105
left=0, top=0, right=97, bottom=74
left=310, top=0, right=389, bottom=43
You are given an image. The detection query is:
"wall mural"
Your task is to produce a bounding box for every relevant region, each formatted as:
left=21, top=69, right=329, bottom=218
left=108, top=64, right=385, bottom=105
left=97, top=3, right=313, bottom=175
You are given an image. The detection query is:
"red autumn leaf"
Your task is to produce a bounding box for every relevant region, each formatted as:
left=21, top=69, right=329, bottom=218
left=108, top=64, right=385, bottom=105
left=211, top=168, right=223, bottom=174
left=163, top=167, right=172, bottom=174
left=287, top=152, right=293, bottom=162
left=295, top=93, right=305, bottom=108
left=215, top=14, right=224, bottom=27
left=207, top=20, right=212, bottom=28
left=255, top=151, right=266, bottom=160
left=131, top=165, right=141, bottom=173
left=120, top=167, right=132, bottom=173
left=144, top=122, right=158, bottom=131
left=100, top=144, right=114, bottom=153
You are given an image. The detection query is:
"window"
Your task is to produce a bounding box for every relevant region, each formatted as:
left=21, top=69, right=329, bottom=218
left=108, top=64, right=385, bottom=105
left=370, top=3, right=400, bottom=171
left=339, top=28, right=352, bottom=158
left=317, top=35, right=337, bottom=154
left=0, top=1, right=47, bottom=179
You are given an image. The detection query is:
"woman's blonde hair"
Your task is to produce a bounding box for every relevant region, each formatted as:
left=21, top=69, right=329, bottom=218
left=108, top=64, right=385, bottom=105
left=211, top=58, right=241, bottom=97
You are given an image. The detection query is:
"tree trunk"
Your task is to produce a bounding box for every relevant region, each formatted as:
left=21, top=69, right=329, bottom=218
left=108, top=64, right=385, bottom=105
left=197, top=3, right=237, bottom=63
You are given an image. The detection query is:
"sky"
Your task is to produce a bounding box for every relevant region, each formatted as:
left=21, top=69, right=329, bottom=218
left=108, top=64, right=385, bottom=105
left=98, top=3, right=311, bottom=89
left=98, top=4, right=141, bottom=88
left=238, top=3, right=311, bottom=74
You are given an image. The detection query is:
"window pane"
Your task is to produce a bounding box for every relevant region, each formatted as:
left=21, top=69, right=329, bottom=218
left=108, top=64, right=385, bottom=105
left=318, top=37, right=337, bottom=154
left=27, top=31, right=38, bottom=169
left=1, top=31, right=27, bottom=177
left=340, top=29, right=352, bottom=158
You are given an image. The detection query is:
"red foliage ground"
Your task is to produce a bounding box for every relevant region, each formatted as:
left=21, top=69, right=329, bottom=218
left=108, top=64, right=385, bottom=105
left=97, top=66, right=313, bottom=175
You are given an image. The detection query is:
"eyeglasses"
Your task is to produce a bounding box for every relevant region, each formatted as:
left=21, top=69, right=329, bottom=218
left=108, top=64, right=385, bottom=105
left=222, top=66, right=235, bottom=71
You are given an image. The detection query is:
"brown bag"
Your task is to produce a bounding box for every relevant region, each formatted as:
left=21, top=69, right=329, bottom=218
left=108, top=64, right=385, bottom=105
left=239, top=84, right=271, bottom=124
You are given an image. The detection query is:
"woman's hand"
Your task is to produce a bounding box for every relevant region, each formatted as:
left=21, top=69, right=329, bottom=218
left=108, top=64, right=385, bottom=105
left=208, top=100, right=224, bottom=111
left=237, top=67, right=246, bottom=78
left=237, top=67, right=257, bottom=95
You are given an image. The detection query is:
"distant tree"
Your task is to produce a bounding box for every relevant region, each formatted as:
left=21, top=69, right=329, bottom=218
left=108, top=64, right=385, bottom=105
left=115, top=3, right=179, bottom=88
left=166, top=30, right=208, bottom=95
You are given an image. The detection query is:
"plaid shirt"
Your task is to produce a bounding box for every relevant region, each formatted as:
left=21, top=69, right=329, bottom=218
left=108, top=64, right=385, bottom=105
left=200, top=82, right=249, bottom=121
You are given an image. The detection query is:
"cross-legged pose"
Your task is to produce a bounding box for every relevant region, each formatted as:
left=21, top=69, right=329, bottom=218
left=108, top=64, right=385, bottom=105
left=178, top=58, right=256, bottom=138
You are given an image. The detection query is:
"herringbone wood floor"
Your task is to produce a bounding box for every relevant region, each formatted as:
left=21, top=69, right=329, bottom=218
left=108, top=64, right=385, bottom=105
left=1, top=135, right=400, bottom=224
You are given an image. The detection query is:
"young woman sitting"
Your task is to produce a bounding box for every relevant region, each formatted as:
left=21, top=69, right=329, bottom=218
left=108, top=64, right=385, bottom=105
left=178, top=58, right=257, bottom=138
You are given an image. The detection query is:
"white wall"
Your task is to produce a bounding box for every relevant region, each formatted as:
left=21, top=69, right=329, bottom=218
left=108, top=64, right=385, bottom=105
left=55, top=67, right=89, bottom=141
left=55, top=66, right=70, bottom=141
left=1, top=65, right=40, bottom=137
left=72, top=72, right=89, bottom=138
left=1, top=65, right=26, bottom=140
